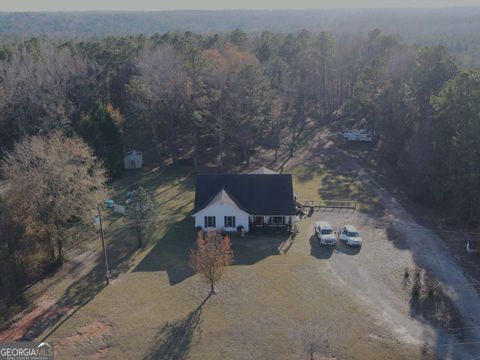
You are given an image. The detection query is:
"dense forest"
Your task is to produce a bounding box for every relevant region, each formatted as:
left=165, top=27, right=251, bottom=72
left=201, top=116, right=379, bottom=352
left=1, top=27, right=480, bottom=312
left=2, top=9, right=480, bottom=67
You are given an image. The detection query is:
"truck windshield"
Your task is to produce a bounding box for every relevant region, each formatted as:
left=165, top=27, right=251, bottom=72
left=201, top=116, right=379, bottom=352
left=348, top=232, right=359, bottom=237
left=321, top=229, right=333, bottom=235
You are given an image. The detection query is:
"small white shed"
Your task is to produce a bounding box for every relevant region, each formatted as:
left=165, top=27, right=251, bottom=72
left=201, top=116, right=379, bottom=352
left=124, top=150, right=143, bottom=169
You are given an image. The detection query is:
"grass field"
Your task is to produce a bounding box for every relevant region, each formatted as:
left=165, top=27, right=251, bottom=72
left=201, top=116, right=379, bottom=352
left=289, top=164, right=381, bottom=214
left=27, top=164, right=427, bottom=360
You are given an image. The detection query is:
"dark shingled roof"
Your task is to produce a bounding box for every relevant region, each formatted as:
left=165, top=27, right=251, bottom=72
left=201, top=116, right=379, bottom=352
left=193, top=174, right=296, bottom=215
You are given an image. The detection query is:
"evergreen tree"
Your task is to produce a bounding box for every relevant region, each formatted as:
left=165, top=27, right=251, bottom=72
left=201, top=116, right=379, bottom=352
left=432, top=71, right=480, bottom=219
left=79, top=101, right=124, bottom=178
left=225, top=65, right=273, bottom=164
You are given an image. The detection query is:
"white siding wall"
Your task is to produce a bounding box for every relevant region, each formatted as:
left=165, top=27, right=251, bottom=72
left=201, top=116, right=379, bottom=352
left=194, top=202, right=250, bottom=232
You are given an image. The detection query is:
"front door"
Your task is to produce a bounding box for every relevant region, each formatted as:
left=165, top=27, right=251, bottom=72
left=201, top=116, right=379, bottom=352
left=254, top=216, right=264, bottom=226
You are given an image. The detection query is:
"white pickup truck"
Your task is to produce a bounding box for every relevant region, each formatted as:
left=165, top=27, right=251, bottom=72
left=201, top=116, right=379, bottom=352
left=314, top=221, right=337, bottom=246
left=342, top=130, right=374, bottom=143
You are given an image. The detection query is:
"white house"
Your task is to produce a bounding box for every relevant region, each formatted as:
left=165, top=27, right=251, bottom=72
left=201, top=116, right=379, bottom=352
left=192, top=173, right=296, bottom=233
left=193, top=189, right=250, bottom=232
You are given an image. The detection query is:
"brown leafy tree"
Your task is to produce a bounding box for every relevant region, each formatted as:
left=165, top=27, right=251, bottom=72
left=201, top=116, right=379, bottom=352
left=1, top=132, right=108, bottom=265
left=189, top=230, right=234, bottom=294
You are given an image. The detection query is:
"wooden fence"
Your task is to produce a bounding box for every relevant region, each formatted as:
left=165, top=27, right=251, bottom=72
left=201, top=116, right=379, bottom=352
left=298, top=199, right=357, bottom=211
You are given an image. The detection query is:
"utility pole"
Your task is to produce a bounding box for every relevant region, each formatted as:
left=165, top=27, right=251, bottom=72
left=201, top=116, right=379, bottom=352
left=97, top=203, right=110, bottom=285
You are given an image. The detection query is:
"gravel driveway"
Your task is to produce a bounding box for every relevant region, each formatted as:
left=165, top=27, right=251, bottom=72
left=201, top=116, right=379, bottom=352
left=255, top=125, right=480, bottom=359
left=303, top=156, right=480, bottom=360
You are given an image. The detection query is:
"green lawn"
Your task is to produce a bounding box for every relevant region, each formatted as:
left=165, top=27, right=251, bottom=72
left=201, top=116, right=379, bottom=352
left=289, top=164, right=381, bottom=214
left=33, top=164, right=426, bottom=360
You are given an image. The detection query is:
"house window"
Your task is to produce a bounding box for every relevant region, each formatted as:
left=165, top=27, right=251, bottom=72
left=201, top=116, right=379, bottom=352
left=271, top=216, right=285, bottom=225
left=204, top=216, right=216, bottom=228
left=224, top=216, right=236, bottom=228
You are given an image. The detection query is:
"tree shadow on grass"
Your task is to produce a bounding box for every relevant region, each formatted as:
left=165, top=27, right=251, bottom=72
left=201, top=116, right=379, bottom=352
left=408, top=269, right=464, bottom=336
left=112, top=165, right=194, bottom=205
left=25, top=218, right=194, bottom=342
left=385, top=225, right=409, bottom=251
left=406, top=267, right=472, bottom=359
left=319, top=172, right=384, bottom=216
left=384, top=223, right=476, bottom=358
left=134, top=217, right=196, bottom=285
left=290, top=164, right=323, bottom=183
left=4, top=166, right=195, bottom=342
left=135, top=219, right=293, bottom=283
left=21, top=225, right=143, bottom=342
left=24, top=269, right=107, bottom=342
left=320, top=172, right=362, bottom=200
left=143, top=294, right=210, bottom=360
left=231, top=232, right=291, bottom=265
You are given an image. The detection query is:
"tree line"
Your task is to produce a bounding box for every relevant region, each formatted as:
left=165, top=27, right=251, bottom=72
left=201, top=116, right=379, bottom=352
left=2, top=9, right=480, bottom=70
left=1, top=28, right=480, bottom=314
left=0, top=30, right=352, bottom=169
left=347, top=31, right=480, bottom=223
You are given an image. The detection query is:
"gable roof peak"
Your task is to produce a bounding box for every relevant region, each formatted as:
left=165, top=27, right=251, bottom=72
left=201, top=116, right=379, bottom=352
left=215, top=188, right=231, bottom=202
left=248, top=167, right=278, bottom=175
left=194, top=187, right=248, bottom=215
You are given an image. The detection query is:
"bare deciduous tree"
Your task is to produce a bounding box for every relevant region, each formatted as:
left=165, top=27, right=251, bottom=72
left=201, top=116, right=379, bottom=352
left=189, top=230, right=234, bottom=294
left=126, top=186, right=154, bottom=248
left=0, top=43, right=101, bottom=138
left=1, top=132, right=108, bottom=264
left=301, top=317, right=331, bottom=360
left=134, top=44, right=188, bottom=164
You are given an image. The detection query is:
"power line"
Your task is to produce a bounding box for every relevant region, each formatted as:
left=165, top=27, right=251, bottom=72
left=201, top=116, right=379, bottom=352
left=439, top=325, right=480, bottom=333
left=370, top=217, right=480, bottom=237
left=97, top=203, right=110, bottom=286
left=311, top=207, right=480, bottom=238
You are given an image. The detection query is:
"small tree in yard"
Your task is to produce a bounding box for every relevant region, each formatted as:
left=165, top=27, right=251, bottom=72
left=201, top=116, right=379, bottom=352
left=302, top=317, right=331, bottom=360
left=127, top=186, right=153, bottom=248
left=189, top=230, right=234, bottom=294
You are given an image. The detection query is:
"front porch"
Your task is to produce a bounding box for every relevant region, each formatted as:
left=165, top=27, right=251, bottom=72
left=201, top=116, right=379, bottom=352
left=249, top=216, right=294, bottom=232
